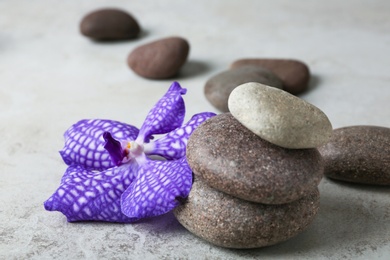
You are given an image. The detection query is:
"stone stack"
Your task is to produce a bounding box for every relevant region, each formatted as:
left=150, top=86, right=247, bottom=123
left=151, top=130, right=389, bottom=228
left=174, top=82, right=333, bottom=248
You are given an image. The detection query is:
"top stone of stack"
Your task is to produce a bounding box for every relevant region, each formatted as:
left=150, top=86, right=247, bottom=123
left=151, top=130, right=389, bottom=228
left=228, top=82, right=332, bottom=149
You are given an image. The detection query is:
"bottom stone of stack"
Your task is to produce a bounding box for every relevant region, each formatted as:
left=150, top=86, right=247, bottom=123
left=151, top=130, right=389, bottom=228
left=174, top=178, right=320, bottom=249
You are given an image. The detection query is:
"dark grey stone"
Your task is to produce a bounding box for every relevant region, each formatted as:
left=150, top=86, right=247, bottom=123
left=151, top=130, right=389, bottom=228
left=80, top=8, right=141, bottom=40
left=204, top=66, right=283, bottom=112
left=127, top=37, right=189, bottom=79
left=230, top=58, right=310, bottom=95
left=319, top=125, right=390, bottom=185
left=187, top=113, right=324, bottom=204
left=174, top=177, right=320, bottom=249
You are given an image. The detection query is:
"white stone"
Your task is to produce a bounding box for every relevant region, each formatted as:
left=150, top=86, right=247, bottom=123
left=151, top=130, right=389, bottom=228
left=228, top=82, right=333, bottom=149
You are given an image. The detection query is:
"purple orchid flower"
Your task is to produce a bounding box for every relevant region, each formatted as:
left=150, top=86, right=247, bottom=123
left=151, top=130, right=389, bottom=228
left=44, top=82, right=215, bottom=223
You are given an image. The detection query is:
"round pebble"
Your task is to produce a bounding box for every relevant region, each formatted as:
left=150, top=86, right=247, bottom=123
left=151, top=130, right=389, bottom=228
left=231, top=58, right=310, bottom=94
left=319, top=125, right=390, bottom=185
left=186, top=113, right=324, bottom=204
left=174, top=178, right=320, bottom=249
left=228, top=82, right=333, bottom=149
left=80, top=8, right=141, bottom=40
left=204, top=66, right=283, bottom=112
left=127, top=36, right=190, bottom=79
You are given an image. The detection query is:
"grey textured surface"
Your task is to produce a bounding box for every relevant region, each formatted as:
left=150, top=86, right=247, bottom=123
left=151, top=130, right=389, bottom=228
left=1, top=0, right=389, bottom=259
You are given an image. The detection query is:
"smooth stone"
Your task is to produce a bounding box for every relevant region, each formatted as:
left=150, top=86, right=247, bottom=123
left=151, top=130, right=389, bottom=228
left=319, top=125, right=390, bottom=185
left=127, top=37, right=189, bottom=79
left=228, top=82, right=333, bottom=149
left=204, top=66, right=283, bottom=112
left=186, top=113, right=324, bottom=204
left=231, top=58, right=310, bottom=94
left=80, top=8, right=141, bottom=40
left=174, top=178, right=320, bottom=249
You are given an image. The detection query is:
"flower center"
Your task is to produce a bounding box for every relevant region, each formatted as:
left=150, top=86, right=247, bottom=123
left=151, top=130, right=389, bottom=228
left=122, top=141, right=144, bottom=163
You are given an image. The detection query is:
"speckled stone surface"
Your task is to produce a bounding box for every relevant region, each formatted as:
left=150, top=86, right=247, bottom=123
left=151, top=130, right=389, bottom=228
left=228, top=82, right=333, bottom=149
left=187, top=113, right=324, bottom=204
left=230, top=58, right=310, bottom=95
left=204, top=66, right=283, bottom=112
left=319, top=125, right=390, bottom=185
left=127, top=36, right=190, bottom=79
left=174, top=177, right=320, bottom=249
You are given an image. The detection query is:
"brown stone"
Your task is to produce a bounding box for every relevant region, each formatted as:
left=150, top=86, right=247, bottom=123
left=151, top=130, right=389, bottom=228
left=174, top=178, right=320, bottom=249
left=319, top=125, right=390, bottom=185
left=127, top=37, right=190, bottom=79
left=204, top=66, right=283, bottom=112
left=186, top=113, right=324, bottom=204
left=230, top=58, right=310, bottom=95
left=80, top=8, right=141, bottom=40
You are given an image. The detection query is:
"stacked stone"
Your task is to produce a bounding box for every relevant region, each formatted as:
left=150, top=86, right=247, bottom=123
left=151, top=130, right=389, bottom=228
left=174, top=82, right=333, bottom=249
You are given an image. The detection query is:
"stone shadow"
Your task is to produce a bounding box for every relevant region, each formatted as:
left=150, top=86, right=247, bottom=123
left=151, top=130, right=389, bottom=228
left=176, top=59, right=211, bottom=79
left=298, top=73, right=322, bottom=97
left=89, top=29, right=151, bottom=44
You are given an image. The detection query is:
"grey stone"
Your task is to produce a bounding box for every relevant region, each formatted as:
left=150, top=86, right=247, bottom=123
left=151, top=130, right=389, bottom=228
left=319, top=125, right=390, bottom=185
left=204, top=66, right=283, bottom=112
left=174, top=178, right=320, bottom=249
left=80, top=8, right=141, bottom=40
left=186, top=113, right=324, bottom=204
left=230, top=58, right=310, bottom=95
left=127, top=37, right=190, bottom=79
left=228, top=82, right=333, bottom=149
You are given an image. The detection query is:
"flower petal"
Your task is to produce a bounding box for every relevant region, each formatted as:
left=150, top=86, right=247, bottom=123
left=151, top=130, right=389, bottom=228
left=103, top=132, right=125, bottom=166
left=121, top=157, right=192, bottom=221
left=144, top=112, right=216, bottom=160
left=60, top=119, right=139, bottom=170
left=137, top=82, right=186, bottom=143
left=44, top=163, right=138, bottom=223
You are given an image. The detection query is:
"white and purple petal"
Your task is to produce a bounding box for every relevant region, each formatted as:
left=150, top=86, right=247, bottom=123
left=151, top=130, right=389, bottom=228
left=121, top=157, right=192, bottom=221
left=144, top=112, right=216, bottom=160
left=44, top=163, right=138, bottom=223
left=137, top=82, right=186, bottom=143
left=60, top=119, right=139, bottom=170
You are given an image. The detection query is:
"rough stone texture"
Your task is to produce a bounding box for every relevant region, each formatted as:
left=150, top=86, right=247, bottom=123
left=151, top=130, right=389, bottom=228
left=204, top=66, right=283, bottom=112
left=187, top=113, right=324, bottom=204
left=80, top=8, right=141, bottom=40
left=230, top=58, right=310, bottom=95
left=228, top=82, right=333, bottom=149
left=319, top=125, right=390, bottom=185
left=174, top=178, right=320, bottom=249
left=127, top=37, right=190, bottom=79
